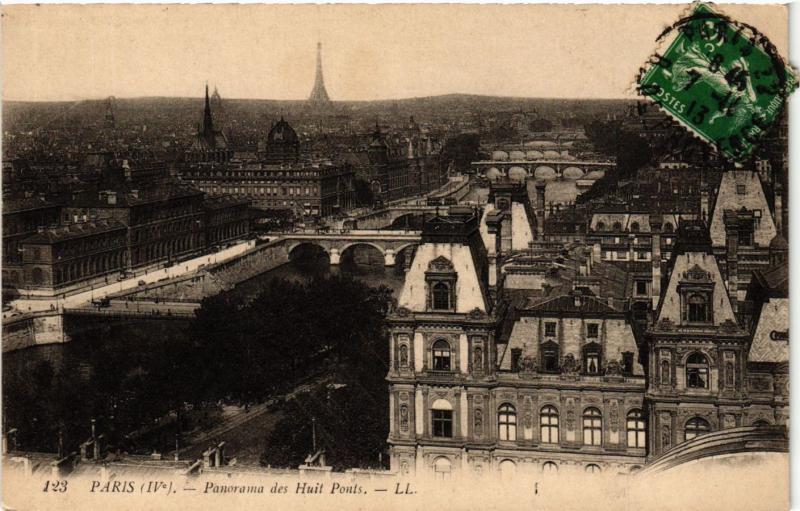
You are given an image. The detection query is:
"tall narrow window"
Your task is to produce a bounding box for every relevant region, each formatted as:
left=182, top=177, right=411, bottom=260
left=541, top=341, right=559, bottom=373
left=583, top=343, right=601, bottom=375
left=583, top=407, right=603, bottom=446
left=626, top=410, right=646, bottom=448
left=684, top=417, right=711, bottom=441
left=498, top=404, right=517, bottom=441
left=686, top=353, right=709, bottom=389
left=432, top=410, right=453, bottom=438
left=688, top=294, right=709, bottom=322
left=432, top=282, right=450, bottom=310
left=432, top=340, right=452, bottom=371
left=540, top=406, right=559, bottom=444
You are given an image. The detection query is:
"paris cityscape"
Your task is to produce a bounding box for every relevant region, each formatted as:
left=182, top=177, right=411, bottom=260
left=1, top=4, right=790, bottom=508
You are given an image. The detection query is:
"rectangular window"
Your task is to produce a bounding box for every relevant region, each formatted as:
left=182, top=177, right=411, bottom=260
left=637, top=251, right=648, bottom=260
left=544, top=322, right=557, bottom=337
left=587, top=324, right=599, bottom=339
left=432, top=410, right=453, bottom=438
left=511, top=348, right=522, bottom=372
left=736, top=184, right=746, bottom=195
left=622, top=352, right=634, bottom=375
left=636, top=280, right=648, bottom=296
left=616, top=250, right=629, bottom=260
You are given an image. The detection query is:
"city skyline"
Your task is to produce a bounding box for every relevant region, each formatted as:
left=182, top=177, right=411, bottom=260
left=3, top=4, right=788, bottom=102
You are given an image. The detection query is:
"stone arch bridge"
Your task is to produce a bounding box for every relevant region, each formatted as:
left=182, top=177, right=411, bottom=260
left=284, top=229, right=422, bottom=266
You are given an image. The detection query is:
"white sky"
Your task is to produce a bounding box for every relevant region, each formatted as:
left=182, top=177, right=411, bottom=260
left=2, top=3, right=789, bottom=101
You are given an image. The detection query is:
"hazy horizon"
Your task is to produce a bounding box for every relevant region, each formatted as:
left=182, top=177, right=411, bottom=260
left=3, top=4, right=788, bottom=102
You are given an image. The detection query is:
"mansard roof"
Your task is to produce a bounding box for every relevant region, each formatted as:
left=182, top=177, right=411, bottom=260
left=709, top=170, right=776, bottom=247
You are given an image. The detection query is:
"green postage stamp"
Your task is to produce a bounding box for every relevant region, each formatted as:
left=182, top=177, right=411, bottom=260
left=637, top=3, right=797, bottom=161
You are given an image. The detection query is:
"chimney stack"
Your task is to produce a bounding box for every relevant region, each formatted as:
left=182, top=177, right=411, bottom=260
left=774, top=182, right=783, bottom=235
left=649, top=214, right=662, bottom=311
left=700, top=185, right=709, bottom=223
left=724, top=211, right=739, bottom=314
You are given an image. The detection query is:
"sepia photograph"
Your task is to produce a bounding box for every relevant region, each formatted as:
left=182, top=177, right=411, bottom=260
left=0, top=3, right=793, bottom=510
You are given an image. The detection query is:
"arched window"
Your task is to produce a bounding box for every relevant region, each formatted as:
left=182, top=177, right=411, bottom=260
left=498, top=459, right=516, bottom=479
left=684, top=417, right=711, bottom=441
left=630, top=221, right=640, bottom=232
left=433, top=456, right=452, bottom=479
left=596, top=222, right=606, bottom=231
left=663, top=222, right=674, bottom=233
left=686, top=353, right=709, bottom=389
left=583, top=407, right=603, bottom=446
left=432, top=282, right=451, bottom=310
left=583, top=342, right=601, bottom=375
left=498, top=404, right=517, bottom=441
left=432, top=340, right=452, bottom=371
left=541, top=461, right=558, bottom=474
left=612, top=221, right=622, bottom=232
left=752, top=420, right=770, bottom=427
left=626, top=409, right=646, bottom=448
left=688, top=294, right=709, bottom=322
left=585, top=464, right=602, bottom=474
left=540, top=405, right=559, bottom=444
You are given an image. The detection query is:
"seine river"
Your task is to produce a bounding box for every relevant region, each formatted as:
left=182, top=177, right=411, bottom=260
left=4, top=244, right=407, bottom=379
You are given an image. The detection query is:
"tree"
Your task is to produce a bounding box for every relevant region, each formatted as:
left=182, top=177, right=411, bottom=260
left=353, top=178, right=375, bottom=207
left=442, top=133, right=480, bottom=173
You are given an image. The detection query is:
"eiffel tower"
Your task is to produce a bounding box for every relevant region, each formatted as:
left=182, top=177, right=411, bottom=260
left=308, top=42, right=331, bottom=104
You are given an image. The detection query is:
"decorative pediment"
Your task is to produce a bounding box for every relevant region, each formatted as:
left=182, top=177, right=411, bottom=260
left=428, top=256, right=454, bottom=272
left=682, top=264, right=713, bottom=283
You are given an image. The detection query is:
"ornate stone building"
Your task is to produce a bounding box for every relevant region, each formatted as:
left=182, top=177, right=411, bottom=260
left=643, top=221, right=779, bottom=459
left=181, top=118, right=355, bottom=217
left=386, top=210, right=495, bottom=478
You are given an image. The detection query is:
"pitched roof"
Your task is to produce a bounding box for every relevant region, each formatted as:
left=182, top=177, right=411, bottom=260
left=522, top=289, right=620, bottom=315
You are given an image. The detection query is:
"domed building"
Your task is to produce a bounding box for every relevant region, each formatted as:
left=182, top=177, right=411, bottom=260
left=264, top=117, right=301, bottom=164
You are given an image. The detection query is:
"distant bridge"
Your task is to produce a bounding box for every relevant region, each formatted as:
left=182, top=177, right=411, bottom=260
left=472, top=159, right=615, bottom=181
left=283, top=229, right=422, bottom=266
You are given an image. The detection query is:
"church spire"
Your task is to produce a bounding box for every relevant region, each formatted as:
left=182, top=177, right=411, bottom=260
left=309, top=42, right=331, bottom=103
left=203, top=82, right=214, bottom=137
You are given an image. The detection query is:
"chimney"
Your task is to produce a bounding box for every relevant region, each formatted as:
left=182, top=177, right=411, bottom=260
left=649, top=214, right=662, bottom=310
left=724, top=210, right=739, bottom=314
left=592, top=240, right=601, bottom=263
left=535, top=180, right=546, bottom=237
left=700, top=185, right=709, bottom=223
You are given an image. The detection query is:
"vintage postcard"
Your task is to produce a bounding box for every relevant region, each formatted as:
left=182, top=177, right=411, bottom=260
left=1, top=3, right=792, bottom=511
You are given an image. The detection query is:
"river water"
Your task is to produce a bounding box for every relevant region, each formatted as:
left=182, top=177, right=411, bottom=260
left=4, top=245, right=407, bottom=395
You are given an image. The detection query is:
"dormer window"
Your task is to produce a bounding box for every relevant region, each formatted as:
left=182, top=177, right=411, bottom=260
left=679, top=265, right=714, bottom=325
left=541, top=340, right=560, bottom=373
left=583, top=342, right=601, bottom=375
left=426, top=256, right=457, bottom=312
left=687, top=294, right=709, bottom=322
left=432, top=282, right=451, bottom=310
